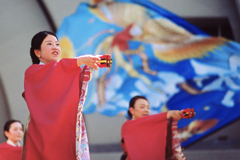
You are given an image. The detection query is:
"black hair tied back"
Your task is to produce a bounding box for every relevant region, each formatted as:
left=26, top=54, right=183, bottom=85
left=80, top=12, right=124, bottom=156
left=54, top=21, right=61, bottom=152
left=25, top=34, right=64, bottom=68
left=127, top=95, right=148, bottom=118
left=30, top=47, right=40, bottom=64
left=29, top=31, right=57, bottom=64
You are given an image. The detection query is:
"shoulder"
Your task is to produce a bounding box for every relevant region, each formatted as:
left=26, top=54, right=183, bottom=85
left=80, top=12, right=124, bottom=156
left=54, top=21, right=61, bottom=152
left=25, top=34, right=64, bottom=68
left=0, top=142, right=7, bottom=146
left=25, top=64, right=45, bottom=76
left=122, top=112, right=168, bottom=128
left=0, top=142, right=9, bottom=148
left=122, top=120, right=131, bottom=126
left=25, top=58, right=79, bottom=76
left=121, top=120, right=132, bottom=131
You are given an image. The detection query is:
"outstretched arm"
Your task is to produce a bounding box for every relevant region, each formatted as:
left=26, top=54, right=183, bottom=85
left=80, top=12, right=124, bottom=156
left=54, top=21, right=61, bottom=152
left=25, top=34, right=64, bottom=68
left=77, top=55, right=101, bottom=69
left=167, top=110, right=182, bottom=121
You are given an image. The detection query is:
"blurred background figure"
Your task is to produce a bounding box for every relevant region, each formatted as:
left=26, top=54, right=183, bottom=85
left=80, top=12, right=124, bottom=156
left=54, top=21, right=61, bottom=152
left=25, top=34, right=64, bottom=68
left=0, top=120, right=23, bottom=160
left=120, top=95, right=186, bottom=160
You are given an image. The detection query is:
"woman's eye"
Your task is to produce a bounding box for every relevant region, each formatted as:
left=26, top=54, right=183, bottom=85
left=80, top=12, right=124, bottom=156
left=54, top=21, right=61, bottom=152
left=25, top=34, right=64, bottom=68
left=56, top=43, right=60, bottom=46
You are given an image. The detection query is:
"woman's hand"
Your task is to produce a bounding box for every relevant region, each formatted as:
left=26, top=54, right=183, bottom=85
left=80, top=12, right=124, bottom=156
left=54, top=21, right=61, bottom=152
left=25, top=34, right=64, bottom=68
left=167, top=110, right=182, bottom=121
left=77, top=55, right=101, bottom=70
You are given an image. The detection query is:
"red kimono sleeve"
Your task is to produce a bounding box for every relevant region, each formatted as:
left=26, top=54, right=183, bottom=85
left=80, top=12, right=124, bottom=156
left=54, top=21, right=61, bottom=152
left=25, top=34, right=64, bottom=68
left=22, top=58, right=82, bottom=160
left=121, top=112, right=168, bottom=160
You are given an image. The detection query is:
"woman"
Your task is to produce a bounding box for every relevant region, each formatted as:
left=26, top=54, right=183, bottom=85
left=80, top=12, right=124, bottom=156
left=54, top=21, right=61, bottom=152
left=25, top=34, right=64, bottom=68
left=121, top=95, right=186, bottom=160
left=22, top=31, right=100, bottom=160
left=0, top=120, right=24, bottom=160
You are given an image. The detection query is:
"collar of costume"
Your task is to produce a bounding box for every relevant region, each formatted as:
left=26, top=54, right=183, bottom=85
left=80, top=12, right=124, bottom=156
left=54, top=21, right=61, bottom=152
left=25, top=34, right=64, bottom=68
left=6, top=139, right=21, bottom=147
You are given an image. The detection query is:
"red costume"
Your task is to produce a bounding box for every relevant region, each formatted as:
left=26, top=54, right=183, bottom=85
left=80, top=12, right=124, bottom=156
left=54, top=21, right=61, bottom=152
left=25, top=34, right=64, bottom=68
left=22, top=59, right=90, bottom=160
left=121, top=112, right=186, bottom=160
left=0, top=142, right=22, bottom=160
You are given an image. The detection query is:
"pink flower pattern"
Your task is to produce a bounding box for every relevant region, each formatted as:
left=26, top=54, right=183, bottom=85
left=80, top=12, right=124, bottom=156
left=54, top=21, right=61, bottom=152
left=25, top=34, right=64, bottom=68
left=76, top=66, right=92, bottom=160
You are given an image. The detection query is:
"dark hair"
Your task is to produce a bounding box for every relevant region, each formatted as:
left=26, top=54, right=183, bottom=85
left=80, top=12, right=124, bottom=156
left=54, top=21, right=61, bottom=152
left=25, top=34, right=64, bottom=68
left=30, top=31, right=58, bottom=64
left=4, top=119, right=24, bottom=139
left=127, top=95, right=149, bottom=118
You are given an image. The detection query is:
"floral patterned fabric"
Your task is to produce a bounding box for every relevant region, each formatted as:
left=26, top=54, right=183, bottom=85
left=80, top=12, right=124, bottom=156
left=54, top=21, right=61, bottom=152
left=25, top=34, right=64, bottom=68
left=76, top=66, right=93, bottom=160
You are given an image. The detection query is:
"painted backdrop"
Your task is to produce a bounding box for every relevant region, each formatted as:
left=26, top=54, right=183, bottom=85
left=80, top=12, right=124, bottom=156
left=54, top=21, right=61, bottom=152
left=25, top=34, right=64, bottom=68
left=56, top=0, right=240, bottom=147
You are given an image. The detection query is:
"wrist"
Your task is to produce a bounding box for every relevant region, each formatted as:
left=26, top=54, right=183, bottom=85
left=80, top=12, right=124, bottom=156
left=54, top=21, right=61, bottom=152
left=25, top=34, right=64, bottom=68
left=77, top=57, right=84, bottom=67
left=166, top=111, right=170, bottom=119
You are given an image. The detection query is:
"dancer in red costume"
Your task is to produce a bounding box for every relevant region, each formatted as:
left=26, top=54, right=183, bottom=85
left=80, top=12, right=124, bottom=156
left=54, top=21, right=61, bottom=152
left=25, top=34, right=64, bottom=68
left=121, top=96, right=186, bottom=160
left=0, top=120, right=23, bottom=160
left=22, top=31, right=101, bottom=160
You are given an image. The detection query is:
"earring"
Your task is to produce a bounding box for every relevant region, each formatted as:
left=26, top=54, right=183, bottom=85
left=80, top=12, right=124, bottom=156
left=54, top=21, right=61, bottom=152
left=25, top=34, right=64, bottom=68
left=38, top=55, right=41, bottom=58
left=132, top=115, right=135, bottom=120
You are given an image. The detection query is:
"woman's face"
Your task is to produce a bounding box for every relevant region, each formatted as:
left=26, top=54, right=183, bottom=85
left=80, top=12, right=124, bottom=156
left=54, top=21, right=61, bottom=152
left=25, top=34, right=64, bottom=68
left=5, top=122, right=23, bottom=144
left=35, top=35, right=61, bottom=64
left=130, top=98, right=150, bottom=119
